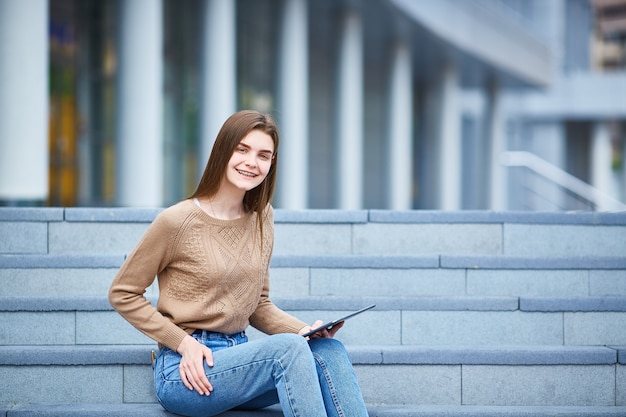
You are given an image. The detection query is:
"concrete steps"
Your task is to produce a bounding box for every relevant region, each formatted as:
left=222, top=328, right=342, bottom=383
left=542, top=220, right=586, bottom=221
left=3, top=403, right=626, bottom=417
left=2, top=293, right=625, bottom=410
left=0, top=344, right=623, bottom=407
left=3, top=404, right=626, bottom=417
left=2, top=253, right=625, bottom=298
left=2, top=294, right=626, bottom=346
left=1, top=207, right=625, bottom=415
left=2, top=208, right=625, bottom=257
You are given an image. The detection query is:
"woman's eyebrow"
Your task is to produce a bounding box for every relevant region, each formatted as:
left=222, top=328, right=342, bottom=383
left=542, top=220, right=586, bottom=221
left=239, top=142, right=274, bottom=154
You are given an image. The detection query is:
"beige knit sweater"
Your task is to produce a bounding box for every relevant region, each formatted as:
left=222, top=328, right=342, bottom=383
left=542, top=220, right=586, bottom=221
left=108, top=199, right=307, bottom=351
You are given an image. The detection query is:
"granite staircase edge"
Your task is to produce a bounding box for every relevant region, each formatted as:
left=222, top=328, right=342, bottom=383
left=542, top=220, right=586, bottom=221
left=3, top=403, right=626, bottom=417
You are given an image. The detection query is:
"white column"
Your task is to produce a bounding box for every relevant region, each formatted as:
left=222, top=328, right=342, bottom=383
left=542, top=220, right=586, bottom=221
left=438, top=62, right=461, bottom=210
left=485, top=79, right=505, bottom=211
left=387, top=40, right=413, bottom=210
left=591, top=121, right=615, bottom=211
left=277, top=0, right=309, bottom=209
left=116, top=0, right=163, bottom=207
left=199, top=0, right=236, bottom=167
left=0, top=0, right=48, bottom=204
left=337, top=9, right=364, bottom=210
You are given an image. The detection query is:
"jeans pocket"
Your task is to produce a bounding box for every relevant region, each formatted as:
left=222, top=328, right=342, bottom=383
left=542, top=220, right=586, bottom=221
left=156, top=347, right=184, bottom=382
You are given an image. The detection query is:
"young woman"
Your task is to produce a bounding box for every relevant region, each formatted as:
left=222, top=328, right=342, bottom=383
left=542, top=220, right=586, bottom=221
left=108, top=110, right=369, bottom=417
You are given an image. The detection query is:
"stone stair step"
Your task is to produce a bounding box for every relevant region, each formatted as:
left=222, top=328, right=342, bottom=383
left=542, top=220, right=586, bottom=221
left=3, top=295, right=626, bottom=346
left=1, top=345, right=622, bottom=407
left=0, top=255, right=126, bottom=297
left=354, top=344, right=623, bottom=365
left=2, top=344, right=620, bottom=366
left=2, top=208, right=625, bottom=257
left=3, top=403, right=626, bottom=417
left=1, top=208, right=625, bottom=411
left=1, top=254, right=624, bottom=299
left=4, top=253, right=624, bottom=270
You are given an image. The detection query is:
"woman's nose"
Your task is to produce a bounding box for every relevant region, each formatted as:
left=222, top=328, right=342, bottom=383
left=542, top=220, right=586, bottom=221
left=245, top=155, right=256, bottom=167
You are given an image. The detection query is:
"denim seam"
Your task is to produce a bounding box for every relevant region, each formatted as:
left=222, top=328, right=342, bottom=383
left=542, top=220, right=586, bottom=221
left=313, top=351, right=344, bottom=417
left=161, top=356, right=279, bottom=383
left=276, top=358, right=300, bottom=417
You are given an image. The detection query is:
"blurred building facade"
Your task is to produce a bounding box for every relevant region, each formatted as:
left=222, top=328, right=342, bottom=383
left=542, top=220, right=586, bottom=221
left=0, top=0, right=624, bottom=210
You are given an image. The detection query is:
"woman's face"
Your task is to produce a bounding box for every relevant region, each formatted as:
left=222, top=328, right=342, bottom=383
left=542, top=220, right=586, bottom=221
left=223, top=129, right=275, bottom=194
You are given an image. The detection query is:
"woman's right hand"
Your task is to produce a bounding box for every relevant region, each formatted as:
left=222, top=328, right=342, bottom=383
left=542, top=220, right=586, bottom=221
left=176, top=335, right=214, bottom=396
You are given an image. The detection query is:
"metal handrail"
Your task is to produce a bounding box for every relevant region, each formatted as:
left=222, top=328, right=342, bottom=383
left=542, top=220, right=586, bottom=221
left=501, top=151, right=626, bottom=211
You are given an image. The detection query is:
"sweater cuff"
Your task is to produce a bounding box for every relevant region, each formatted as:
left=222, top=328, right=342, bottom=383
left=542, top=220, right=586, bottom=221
left=162, top=325, right=191, bottom=352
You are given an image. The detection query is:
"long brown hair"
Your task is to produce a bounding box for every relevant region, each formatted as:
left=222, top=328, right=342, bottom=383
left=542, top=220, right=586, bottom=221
left=190, top=110, right=279, bottom=239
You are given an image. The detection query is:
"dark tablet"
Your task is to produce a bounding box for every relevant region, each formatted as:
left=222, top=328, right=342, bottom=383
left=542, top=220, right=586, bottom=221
left=301, top=304, right=376, bottom=337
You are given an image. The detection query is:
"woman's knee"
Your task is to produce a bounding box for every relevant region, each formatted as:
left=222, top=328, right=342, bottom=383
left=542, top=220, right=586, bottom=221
left=308, top=337, right=347, bottom=356
left=310, top=338, right=353, bottom=366
left=266, top=333, right=312, bottom=358
left=270, top=332, right=308, bottom=347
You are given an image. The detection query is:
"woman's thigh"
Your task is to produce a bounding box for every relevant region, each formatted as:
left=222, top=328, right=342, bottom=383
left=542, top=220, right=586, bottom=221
left=154, top=333, right=312, bottom=417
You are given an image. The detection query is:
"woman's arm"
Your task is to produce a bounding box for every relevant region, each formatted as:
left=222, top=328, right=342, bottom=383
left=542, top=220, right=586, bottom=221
left=108, top=210, right=189, bottom=351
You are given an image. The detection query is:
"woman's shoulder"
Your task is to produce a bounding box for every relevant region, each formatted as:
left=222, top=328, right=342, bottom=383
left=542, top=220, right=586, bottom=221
left=153, top=199, right=199, bottom=229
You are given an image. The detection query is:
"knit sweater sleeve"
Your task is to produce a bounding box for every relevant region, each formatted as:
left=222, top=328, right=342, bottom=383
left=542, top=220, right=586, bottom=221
left=108, top=207, right=190, bottom=351
left=249, top=284, right=308, bottom=335
left=249, top=206, right=308, bottom=335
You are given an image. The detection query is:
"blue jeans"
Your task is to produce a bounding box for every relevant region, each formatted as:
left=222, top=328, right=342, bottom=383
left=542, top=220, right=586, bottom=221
left=153, top=331, right=368, bottom=417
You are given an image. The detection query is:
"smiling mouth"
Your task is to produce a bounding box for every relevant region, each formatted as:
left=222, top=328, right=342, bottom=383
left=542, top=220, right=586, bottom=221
left=237, top=169, right=257, bottom=178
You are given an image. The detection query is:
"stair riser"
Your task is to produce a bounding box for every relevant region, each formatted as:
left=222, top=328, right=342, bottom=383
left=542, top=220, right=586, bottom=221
left=0, top=365, right=151, bottom=405
left=356, top=364, right=623, bottom=407
left=3, top=220, right=625, bottom=258
left=0, top=269, right=159, bottom=297
left=278, top=268, right=626, bottom=298
left=1, top=363, right=622, bottom=407
left=3, top=310, right=626, bottom=346
left=1, top=267, right=624, bottom=298
left=0, top=269, right=118, bottom=297
left=5, top=405, right=626, bottom=417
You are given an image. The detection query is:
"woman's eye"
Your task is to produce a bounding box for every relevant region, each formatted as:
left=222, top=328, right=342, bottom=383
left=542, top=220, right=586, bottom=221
left=237, top=147, right=247, bottom=153
left=259, top=153, right=271, bottom=160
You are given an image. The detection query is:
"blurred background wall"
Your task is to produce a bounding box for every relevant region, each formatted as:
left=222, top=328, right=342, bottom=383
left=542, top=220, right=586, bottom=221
left=0, top=0, right=624, bottom=211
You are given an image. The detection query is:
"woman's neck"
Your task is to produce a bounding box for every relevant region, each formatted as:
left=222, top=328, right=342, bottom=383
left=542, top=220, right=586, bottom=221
left=198, top=190, right=246, bottom=220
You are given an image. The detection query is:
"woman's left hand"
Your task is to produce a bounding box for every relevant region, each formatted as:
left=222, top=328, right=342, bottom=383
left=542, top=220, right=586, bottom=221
left=298, top=320, right=345, bottom=339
